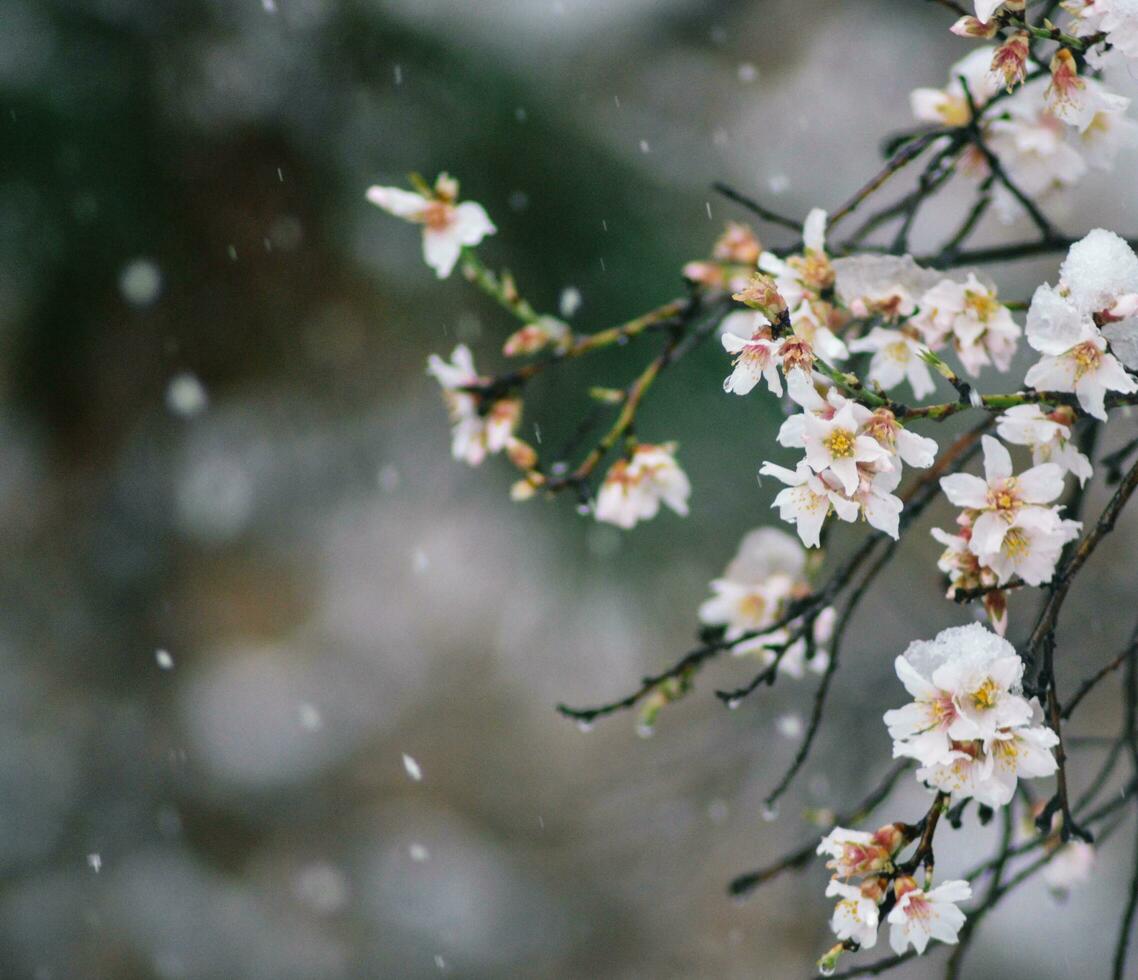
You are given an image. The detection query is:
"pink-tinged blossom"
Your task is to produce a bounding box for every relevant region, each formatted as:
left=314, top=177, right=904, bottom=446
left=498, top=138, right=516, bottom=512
left=887, top=878, right=971, bottom=955
left=595, top=443, right=690, bottom=530
left=939, top=435, right=1065, bottom=557
left=802, top=402, right=893, bottom=495
left=366, top=173, right=496, bottom=278
left=817, top=826, right=897, bottom=879
left=884, top=623, right=1033, bottom=766
left=720, top=311, right=786, bottom=396
left=911, top=275, right=1021, bottom=377
left=1025, top=333, right=1138, bottom=419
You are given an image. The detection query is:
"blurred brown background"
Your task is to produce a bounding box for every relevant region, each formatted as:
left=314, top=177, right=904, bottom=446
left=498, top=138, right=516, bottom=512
left=3, top=0, right=1138, bottom=977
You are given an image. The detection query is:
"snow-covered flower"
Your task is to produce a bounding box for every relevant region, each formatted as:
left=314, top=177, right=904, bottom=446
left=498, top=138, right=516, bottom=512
left=817, top=826, right=899, bottom=879
left=1059, top=228, right=1138, bottom=314
left=595, top=443, right=691, bottom=529
left=366, top=173, right=496, bottom=278
left=826, top=879, right=881, bottom=949
left=1025, top=335, right=1138, bottom=419
left=427, top=344, right=521, bottom=465
left=1097, top=0, right=1138, bottom=59
left=849, top=328, right=936, bottom=399
left=912, top=275, right=1021, bottom=377
left=939, top=435, right=1065, bottom=559
left=720, top=311, right=786, bottom=396
left=884, top=623, right=1032, bottom=765
left=698, top=528, right=807, bottom=641
left=760, top=460, right=859, bottom=548
left=886, top=878, right=971, bottom=955
left=996, top=404, right=1093, bottom=485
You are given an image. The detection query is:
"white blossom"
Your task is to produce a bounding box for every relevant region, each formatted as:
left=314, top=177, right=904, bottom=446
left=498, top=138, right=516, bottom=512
left=826, top=879, right=880, bottom=949
left=720, top=311, right=785, bottom=396
left=802, top=402, right=893, bottom=495
left=996, top=404, right=1093, bottom=485
left=366, top=173, right=496, bottom=278
left=1025, top=332, right=1138, bottom=419
left=595, top=443, right=691, bottom=530
left=884, top=623, right=1032, bottom=766
left=1098, top=0, right=1138, bottom=59
left=427, top=345, right=520, bottom=466
left=760, top=460, right=859, bottom=548
left=848, top=328, right=936, bottom=400
left=886, top=878, right=971, bottom=955
left=1043, top=841, right=1095, bottom=895
left=912, top=275, right=1021, bottom=376
left=939, top=435, right=1065, bottom=559
left=911, top=48, right=1001, bottom=127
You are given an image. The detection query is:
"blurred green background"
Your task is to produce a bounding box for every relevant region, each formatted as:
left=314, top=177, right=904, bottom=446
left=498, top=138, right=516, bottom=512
left=4, top=0, right=1138, bottom=977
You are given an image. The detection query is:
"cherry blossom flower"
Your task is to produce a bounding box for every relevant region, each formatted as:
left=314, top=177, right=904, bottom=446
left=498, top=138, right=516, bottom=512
left=995, top=404, right=1093, bottom=485
left=760, top=460, right=859, bottom=548
left=939, top=436, right=1065, bottom=558
left=366, top=173, right=496, bottom=278
left=862, top=409, right=939, bottom=470
left=911, top=48, right=1001, bottom=127
left=698, top=528, right=807, bottom=641
left=849, top=328, right=936, bottom=399
left=1045, top=50, right=1131, bottom=132
left=916, top=719, right=1058, bottom=807
left=802, top=402, right=894, bottom=495
left=911, top=275, right=1021, bottom=376
left=886, top=878, right=971, bottom=955
left=1043, top=840, right=1095, bottom=895
left=427, top=345, right=521, bottom=466
left=983, top=505, right=1081, bottom=586
left=884, top=623, right=1033, bottom=766
left=973, top=0, right=1006, bottom=21
left=720, top=311, right=786, bottom=396
left=817, top=826, right=899, bottom=879
left=826, top=879, right=881, bottom=949
left=595, top=443, right=691, bottom=529
left=1025, top=332, right=1138, bottom=419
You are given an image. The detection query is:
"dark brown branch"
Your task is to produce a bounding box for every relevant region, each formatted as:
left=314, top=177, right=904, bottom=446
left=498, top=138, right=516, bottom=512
left=711, top=182, right=804, bottom=233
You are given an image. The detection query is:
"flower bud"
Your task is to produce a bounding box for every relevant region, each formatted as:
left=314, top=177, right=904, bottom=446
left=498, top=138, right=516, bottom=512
left=712, top=221, right=762, bottom=265
left=502, top=316, right=571, bottom=357
left=682, top=260, right=726, bottom=287
left=510, top=478, right=538, bottom=501
left=506, top=437, right=539, bottom=470
left=872, top=823, right=906, bottom=854
left=892, top=875, right=919, bottom=901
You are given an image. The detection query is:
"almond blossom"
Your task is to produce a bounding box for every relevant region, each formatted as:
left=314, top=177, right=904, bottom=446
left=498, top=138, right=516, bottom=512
left=883, top=623, right=1032, bottom=766
left=427, top=345, right=521, bottom=466
left=1045, top=50, right=1131, bottom=133
left=802, top=402, right=894, bottom=495
left=760, top=460, right=859, bottom=548
left=939, top=435, right=1066, bottom=559
left=698, top=527, right=807, bottom=641
left=826, top=879, right=881, bottom=949
left=995, top=404, right=1093, bottom=485
left=886, top=878, right=971, bottom=955
left=911, top=274, right=1021, bottom=377
left=366, top=173, right=496, bottom=278
left=848, top=328, right=936, bottom=399
left=817, top=825, right=900, bottom=879
left=720, top=311, right=786, bottom=396
left=911, top=48, right=1001, bottom=127
left=595, top=443, right=691, bottom=529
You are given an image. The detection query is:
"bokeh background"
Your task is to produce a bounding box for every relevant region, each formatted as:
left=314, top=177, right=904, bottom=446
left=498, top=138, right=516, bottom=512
left=5, top=0, right=1138, bottom=977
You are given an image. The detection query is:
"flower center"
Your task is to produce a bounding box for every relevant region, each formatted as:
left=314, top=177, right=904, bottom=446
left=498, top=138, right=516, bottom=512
left=1002, top=527, right=1029, bottom=558
left=886, top=341, right=911, bottom=363
left=421, top=200, right=455, bottom=231
left=1070, top=341, right=1102, bottom=380
left=987, top=480, right=1020, bottom=515
left=971, top=678, right=1001, bottom=711
left=964, top=290, right=999, bottom=322
left=824, top=428, right=856, bottom=459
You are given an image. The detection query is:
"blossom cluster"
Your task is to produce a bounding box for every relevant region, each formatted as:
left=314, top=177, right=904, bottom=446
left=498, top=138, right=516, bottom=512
left=760, top=371, right=936, bottom=547
left=884, top=623, right=1059, bottom=807
left=913, top=43, right=1135, bottom=221
left=697, top=527, right=834, bottom=678
left=933, top=435, right=1081, bottom=633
